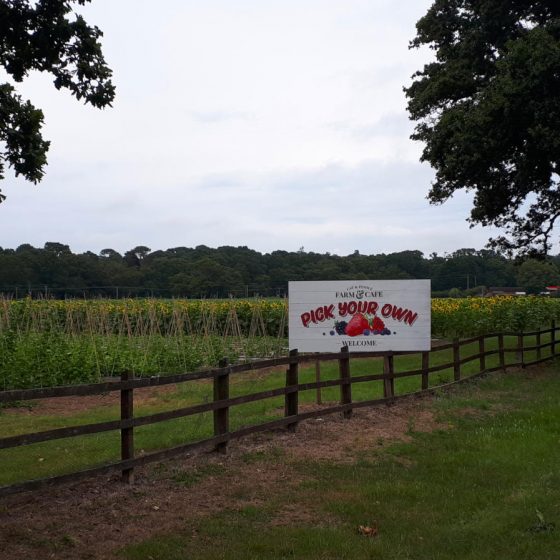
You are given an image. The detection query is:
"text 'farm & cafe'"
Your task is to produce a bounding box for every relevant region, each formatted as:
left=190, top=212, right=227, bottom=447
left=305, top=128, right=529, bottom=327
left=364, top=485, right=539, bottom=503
left=288, top=280, right=431, bottom=352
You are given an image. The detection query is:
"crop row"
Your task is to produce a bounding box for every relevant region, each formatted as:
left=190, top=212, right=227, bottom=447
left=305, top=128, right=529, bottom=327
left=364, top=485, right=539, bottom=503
left=0, top=298, right=287, bottom=337
left=431, top=296, right=560, bottom=336
left=2, top=296, right=560, bottom=338
left=2, top=296, right=560, bottom=389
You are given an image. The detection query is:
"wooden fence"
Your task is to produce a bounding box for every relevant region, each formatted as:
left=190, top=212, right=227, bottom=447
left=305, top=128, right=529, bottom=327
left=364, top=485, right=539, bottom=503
left=1, top=323, right=558, bottom=497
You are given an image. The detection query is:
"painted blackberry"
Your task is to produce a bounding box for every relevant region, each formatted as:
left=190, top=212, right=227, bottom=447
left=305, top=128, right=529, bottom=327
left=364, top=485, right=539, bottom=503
left=334, top=321, right=348, bottom=335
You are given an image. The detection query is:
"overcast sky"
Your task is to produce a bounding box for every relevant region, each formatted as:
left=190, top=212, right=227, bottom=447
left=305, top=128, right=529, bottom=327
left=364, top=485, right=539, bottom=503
left=0, top=0, right=501, bottom=256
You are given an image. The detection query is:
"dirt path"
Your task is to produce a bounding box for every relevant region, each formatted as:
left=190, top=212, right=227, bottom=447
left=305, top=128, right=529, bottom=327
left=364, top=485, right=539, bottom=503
left=1, top=383, right=183, bottom=418
left=0, top=395, right=445, bottom=560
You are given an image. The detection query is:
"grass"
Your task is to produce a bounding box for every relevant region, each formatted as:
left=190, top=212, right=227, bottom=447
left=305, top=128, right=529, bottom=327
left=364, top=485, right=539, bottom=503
left=0, top=333, right=555, bottom=486
left=119, top=364, right=560, bottom=560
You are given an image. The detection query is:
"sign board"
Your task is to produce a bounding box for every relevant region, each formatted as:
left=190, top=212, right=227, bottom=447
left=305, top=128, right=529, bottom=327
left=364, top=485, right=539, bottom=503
left=289, top=280, right=431, bottom=352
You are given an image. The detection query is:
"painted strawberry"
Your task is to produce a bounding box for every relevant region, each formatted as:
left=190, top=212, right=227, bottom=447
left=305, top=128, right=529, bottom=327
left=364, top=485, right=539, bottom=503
left=371, top=316, right=385, bottom=332
left=345, top=313, right=370, bottom=337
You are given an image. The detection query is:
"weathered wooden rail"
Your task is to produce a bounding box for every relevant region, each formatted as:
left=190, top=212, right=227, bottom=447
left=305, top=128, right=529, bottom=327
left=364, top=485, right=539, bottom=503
left=1, top=323, right=558, bottom=497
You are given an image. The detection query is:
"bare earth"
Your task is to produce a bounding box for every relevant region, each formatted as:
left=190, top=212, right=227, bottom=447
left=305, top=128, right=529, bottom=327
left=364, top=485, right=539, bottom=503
left=2, top=384, right=180, bottom=418
left=0, top=396, right=444, bottom=560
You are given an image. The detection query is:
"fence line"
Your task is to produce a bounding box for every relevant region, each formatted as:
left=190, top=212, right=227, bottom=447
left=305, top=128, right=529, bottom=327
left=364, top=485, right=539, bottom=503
left=1, top=322, right=558, bottom=497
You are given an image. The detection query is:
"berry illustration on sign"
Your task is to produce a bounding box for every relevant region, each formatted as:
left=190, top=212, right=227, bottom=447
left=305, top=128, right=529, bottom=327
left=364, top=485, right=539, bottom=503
left=345, top=313, right=370, bottom=336
left=289, top=281, right=431, bottom=352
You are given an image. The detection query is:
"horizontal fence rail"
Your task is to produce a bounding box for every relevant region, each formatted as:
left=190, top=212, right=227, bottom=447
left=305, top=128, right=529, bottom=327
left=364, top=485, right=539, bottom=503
left=1, top=322, right=558, bottom=497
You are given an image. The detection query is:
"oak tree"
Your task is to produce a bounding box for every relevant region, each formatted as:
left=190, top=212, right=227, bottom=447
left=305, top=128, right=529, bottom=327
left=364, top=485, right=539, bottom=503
left=405, top=1, right=560, bottom=256
left=0, top=0, right=114, bottom=201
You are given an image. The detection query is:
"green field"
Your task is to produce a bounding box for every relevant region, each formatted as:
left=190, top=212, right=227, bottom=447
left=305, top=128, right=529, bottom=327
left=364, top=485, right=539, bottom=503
left=0, top=332, right=552, bottom=488
left=118, top=364, right=560, bottom=560
left=2, top=317, right=559, bottom=558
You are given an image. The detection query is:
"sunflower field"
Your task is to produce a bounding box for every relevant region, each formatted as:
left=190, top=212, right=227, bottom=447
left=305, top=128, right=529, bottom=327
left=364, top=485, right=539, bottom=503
left=431, top=296, right=560, bottom=337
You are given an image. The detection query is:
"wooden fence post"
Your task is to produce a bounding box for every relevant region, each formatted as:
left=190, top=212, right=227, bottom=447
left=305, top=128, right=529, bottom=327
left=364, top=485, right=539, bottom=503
left=339, top=346, right=352, bottom=419
left=517, top=330, right=524, bottom=367
left=285, top=349, right=299, bottom=432
left=214, top=358, right=230, bottom=453
left=498, top=333, right=506, bottom=371
left=479, top=335, right=486, bottom=373
left=453, top=338, right=461, bottom=381
left=552, top=320, right=557, bottom=357
left=383, top=353, right=395, bottom=400
left=315, top=360, right=322, bottom=405
left=421, top=351, right=429, bottom=391
left=536, top=328, right=542, bottom=360
left=120, top=371, right=134, bottom=484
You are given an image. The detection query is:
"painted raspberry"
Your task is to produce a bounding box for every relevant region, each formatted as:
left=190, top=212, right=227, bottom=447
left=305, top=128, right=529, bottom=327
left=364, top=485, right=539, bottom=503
left=371, top=316, right=385, bottom=332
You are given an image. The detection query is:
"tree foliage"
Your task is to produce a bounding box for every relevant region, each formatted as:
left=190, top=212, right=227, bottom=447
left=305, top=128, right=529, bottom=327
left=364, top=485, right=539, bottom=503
left=0, top=0, right=114, bottom=201
left=2, top=241, right=557, bottom=298
left=405, top=1, right=560, bottom=256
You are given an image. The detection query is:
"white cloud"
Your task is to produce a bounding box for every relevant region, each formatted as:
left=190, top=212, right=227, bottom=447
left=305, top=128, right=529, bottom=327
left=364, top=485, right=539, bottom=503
left=0, top=0, right=500, bottom=258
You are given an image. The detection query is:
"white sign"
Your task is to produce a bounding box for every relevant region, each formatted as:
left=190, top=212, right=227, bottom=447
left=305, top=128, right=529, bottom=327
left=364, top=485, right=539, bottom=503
left=289, top=280, right=431, bottom=352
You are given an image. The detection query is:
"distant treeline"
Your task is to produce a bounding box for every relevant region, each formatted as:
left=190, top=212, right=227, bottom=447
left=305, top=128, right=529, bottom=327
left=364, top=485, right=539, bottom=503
left=1, top=243, right=560, bottom=298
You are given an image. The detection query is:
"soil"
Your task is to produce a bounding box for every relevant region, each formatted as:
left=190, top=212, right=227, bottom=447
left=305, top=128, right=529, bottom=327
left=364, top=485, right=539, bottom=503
left=2, top=383, right=181, bottom=417
left=2, top=367, right=278, bottom=418
left=0, top=394, right=445, bottom=560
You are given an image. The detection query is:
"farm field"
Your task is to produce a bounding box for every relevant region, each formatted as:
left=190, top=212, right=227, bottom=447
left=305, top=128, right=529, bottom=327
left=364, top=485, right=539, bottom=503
left=1, top=296, right=560, bottom=389
left=2, top=364, right=560, bottom=559
left=0, top=331, right=551, bottom=488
